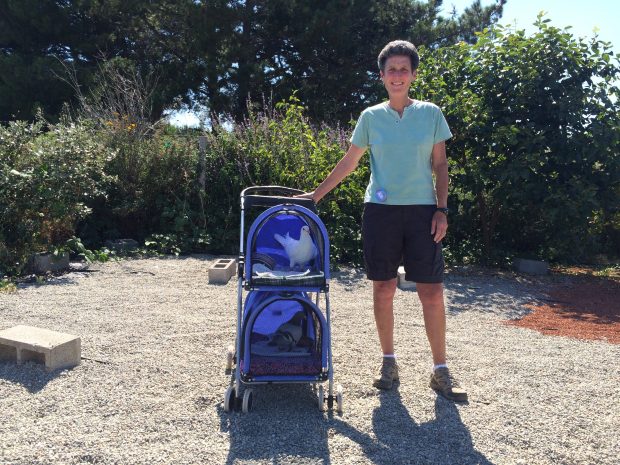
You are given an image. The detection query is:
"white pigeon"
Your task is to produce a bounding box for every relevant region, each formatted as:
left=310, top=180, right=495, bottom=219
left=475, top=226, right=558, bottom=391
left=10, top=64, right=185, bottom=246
left=274, top=225, right=318, bottom=269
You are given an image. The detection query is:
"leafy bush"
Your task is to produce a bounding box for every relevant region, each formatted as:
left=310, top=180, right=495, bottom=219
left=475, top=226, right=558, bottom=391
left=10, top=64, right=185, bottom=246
left=415, top=16, right=620, bottom=263
left=76, top=95, right=366, bottom=265
left=0, top=120, right=111, bottom=275
left=201, top=96, right=367, bottom=263
left=77, top=125, right=210, bottom=252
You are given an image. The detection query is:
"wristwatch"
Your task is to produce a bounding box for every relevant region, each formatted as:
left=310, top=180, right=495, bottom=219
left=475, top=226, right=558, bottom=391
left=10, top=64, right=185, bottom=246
left=436, top=207, right=449, bottom=216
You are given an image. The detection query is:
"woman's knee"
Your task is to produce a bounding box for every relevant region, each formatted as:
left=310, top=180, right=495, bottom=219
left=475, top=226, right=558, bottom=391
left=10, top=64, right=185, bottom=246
left=416, top=282, right=444, bottom=306
left=373, top=279, right=397, bottom=301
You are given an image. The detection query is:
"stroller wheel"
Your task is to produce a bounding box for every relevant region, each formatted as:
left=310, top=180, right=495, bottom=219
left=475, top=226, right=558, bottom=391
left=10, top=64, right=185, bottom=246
left=224, top=386, right=236, bottom=413
left=336, top=384, right=344, bottom=414
left=242, top=389, right=254, bottom=413
left=317, top=384, right=325, bottom=412
left=225, top=345, right=235, bottom=374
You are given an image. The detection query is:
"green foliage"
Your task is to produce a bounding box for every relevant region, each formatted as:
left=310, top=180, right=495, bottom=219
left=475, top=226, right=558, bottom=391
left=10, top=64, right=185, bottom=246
left=415, top=16, right=620, bottom=263
left=144, top=234, right=184, bottom=256
left=0, top=119, right=112, bottom=274
left=197, top=0, right=506, bottom=123
left=0, top=0, right=203, bottom=122
left=0, top=279, right=16, bottom=293
left=2, top=16, right=619, bottom=275
left=78, top=125, right=210, bottom=252
left=201, top=95, right=367, bottom=262
left=74, top=95, right=365, bottom=264
left=62, top=236, right=110, bottom=263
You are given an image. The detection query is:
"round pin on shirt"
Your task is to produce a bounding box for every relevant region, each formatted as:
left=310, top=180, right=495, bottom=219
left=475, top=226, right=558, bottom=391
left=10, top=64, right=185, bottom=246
left=375, top=189, right=387, bottom=202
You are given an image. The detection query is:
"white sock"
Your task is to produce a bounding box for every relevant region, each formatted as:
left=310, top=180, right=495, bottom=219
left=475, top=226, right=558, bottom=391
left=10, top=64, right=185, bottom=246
left=383, top=354, right=396, bottom=359
left=433, top=363, right=448, bottom=372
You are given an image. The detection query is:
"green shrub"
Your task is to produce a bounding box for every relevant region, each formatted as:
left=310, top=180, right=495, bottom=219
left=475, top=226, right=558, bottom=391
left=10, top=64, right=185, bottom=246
left=75, top=95, right=366, bottom=265
left=76, top=120, right=210, bottom=250
left=415, top=16, right=620, bottom=263
left=201, top=96, right=368, bottom=263
left=0, top=120, right=111, bottom=274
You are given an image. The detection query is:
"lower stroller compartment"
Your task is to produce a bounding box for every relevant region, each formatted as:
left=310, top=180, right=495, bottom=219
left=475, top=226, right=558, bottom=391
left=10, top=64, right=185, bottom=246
left=240, top=291, right=328, bottom=382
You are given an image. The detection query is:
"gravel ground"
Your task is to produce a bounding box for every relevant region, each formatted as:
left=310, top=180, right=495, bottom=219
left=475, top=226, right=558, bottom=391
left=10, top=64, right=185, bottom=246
left=0, top=256, right=618, bottom=465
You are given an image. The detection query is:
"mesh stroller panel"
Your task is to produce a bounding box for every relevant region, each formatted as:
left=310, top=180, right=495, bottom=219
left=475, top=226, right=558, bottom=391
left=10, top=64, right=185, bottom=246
left=240, top=292, right=327, bottom=379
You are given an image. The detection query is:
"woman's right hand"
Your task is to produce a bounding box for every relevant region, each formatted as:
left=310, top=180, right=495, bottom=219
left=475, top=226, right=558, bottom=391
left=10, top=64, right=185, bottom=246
left=294, top=191, right=317, bottom=203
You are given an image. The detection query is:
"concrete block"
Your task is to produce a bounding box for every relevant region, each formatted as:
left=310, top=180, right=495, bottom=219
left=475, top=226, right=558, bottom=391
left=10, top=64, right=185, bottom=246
left=31, top=252, right=70, bottom=274
left=0, top=325, right=81, bottom=371
left=209, top=258, right=236, bottom=284
left=513, top=258, right=549, bottom=275
left=397, top=266, right=416, bottom=291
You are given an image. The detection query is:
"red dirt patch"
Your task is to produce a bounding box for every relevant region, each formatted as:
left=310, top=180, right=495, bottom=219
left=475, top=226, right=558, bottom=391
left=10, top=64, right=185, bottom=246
left=508, top=275, right=620, bottom=344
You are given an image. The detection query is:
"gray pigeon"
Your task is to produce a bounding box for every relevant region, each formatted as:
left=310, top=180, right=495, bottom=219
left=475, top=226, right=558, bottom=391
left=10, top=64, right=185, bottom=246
left=274, top=225, right=318, bottom=269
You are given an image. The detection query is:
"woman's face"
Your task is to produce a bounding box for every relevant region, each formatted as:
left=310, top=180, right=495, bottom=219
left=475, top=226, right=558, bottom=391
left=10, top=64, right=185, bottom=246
left=380, top=55, right=416, bottom=98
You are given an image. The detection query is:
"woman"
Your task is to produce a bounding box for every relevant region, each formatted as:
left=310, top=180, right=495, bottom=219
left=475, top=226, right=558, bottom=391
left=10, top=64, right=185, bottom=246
left=298, top=40, right=467, bottom=402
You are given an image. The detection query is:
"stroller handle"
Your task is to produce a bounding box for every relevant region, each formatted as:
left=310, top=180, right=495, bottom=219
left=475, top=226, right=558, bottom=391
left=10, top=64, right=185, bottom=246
left=241, top=185, right=316, bottom=212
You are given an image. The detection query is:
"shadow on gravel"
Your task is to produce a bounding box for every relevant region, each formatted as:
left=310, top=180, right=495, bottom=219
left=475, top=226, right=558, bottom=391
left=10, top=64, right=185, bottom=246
left=217, top=384, right=494, bottom=465
left=218, top=384, right=333, bottom=464
left=16, top=275, right=83, bottom=289
left=334, top=268, right=538, bottom=320
left=445, top=279, right=535, bottom=319
left=426, top=396, right=495, bottom=465
left=328, top=389, right=494, bottom=465
left=0, top=362, right=66, bottom=393
left=331, top=268, right=368, bottom=288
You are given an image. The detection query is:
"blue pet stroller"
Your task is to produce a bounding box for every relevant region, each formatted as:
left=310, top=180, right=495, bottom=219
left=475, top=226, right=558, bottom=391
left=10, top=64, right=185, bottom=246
left=224, top=186, right=343, bottom=413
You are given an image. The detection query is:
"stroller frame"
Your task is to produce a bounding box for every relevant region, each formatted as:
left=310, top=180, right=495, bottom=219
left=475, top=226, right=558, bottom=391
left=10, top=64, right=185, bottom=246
left=224, top=186, right=342, bottom=413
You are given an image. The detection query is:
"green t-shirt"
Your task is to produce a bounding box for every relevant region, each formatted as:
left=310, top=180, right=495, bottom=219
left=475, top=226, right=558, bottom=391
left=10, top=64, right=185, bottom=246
left=350, top=100, right=452, bottom=205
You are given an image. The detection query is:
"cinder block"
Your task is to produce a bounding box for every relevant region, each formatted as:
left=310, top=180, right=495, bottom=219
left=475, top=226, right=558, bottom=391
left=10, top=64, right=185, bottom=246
left=397, top=266, right=416, bottom=291
left=208, top=258, right=236, bottom=284
left=31, top=253, right=70, bottom=274
left=513, top=258, right=549, bottom=275
left=0, top=325, right=81, bottom=371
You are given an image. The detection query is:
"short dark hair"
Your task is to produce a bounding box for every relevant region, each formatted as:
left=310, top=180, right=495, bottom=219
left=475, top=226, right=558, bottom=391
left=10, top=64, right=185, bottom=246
left=377, top=40, right=420, bottom=71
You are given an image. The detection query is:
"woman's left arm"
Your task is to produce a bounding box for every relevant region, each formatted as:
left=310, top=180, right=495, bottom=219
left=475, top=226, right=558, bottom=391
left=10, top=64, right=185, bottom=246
left=431, top=141, right=449, bottom=243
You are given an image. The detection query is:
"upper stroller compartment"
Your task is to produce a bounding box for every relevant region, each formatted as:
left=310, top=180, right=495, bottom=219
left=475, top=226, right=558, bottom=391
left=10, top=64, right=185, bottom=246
left=244, top=204, right=330, bottom=290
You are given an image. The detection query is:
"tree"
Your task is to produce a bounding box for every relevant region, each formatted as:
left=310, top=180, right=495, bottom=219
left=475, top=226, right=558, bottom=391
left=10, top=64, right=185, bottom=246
left=0, top=0, right=506, bottom=123
left=415, top=15, right=620, bottom=262
left=200, top=0, right=506, bottom=123
left=0, top=0, right=75, bottom=120
left=0, top=0, right=211, bottom=122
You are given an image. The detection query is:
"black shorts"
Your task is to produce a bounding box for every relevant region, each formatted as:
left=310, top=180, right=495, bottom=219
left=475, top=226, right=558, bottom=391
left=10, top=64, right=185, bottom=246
left=362, top=203, right=444, bottom=283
